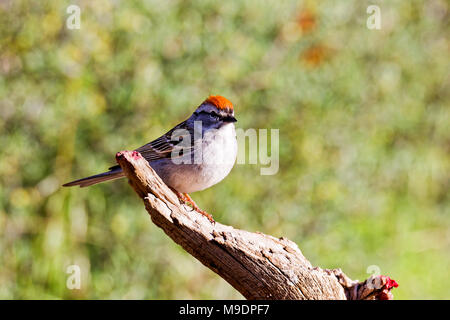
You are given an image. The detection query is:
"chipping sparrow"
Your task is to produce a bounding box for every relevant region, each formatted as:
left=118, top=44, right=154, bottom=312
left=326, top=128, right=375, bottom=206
left=63, top=95, right=238, bottom=221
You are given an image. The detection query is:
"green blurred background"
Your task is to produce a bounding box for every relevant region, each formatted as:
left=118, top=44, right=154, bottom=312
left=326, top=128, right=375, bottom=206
left=0, top=0, right=448, bottom=299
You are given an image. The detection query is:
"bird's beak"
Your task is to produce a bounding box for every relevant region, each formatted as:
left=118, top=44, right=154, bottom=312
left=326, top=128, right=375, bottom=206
left=225, top=116, right=237, bottom=123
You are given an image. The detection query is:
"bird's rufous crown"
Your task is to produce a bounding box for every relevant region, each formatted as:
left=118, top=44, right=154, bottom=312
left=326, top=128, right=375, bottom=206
left=204, top=95, right=233, bottom=111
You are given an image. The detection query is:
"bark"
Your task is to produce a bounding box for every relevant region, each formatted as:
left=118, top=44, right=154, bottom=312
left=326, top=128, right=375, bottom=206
left=116, top=150, right=398, bottom=300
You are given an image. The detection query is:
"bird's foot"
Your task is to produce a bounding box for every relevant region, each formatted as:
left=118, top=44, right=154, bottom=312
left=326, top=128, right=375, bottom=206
left=182, top=193, right=215, bottom=223
left=171, top=188, right=215, bottom=223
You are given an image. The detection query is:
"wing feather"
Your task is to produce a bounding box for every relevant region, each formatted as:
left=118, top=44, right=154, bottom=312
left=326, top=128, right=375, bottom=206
left=135, top=121, right=194, bottom=162
left=108, top=121, right=195, bottom=172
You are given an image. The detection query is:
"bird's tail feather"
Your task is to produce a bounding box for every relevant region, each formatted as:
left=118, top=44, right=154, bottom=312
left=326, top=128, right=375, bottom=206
left=63, top=168, right=124, bottom=188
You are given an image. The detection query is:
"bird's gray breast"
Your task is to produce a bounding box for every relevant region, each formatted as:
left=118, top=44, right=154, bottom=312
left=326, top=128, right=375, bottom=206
left=150, top=124, right=237, bottom=193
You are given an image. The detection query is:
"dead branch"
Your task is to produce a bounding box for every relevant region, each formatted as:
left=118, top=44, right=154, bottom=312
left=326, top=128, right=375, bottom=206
left=115, top=150, right=398, bottom=300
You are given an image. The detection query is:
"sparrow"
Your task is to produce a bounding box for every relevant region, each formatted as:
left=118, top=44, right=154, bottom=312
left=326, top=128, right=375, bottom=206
left=63, top=95, right=238, bottom=222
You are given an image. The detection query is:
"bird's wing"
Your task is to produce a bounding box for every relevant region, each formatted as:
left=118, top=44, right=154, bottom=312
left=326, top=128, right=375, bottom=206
left=135, top=121, right=194, bottom=162
left=108, top=121, right=195, bottom=171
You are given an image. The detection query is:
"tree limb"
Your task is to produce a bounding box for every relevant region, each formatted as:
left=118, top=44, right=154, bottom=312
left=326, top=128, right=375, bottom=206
left=115, top=150, right=398, bottom=300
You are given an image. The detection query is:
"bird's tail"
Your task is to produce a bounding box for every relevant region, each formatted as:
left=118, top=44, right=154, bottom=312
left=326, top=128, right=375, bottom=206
left=63, top=167, right=124, bottom=188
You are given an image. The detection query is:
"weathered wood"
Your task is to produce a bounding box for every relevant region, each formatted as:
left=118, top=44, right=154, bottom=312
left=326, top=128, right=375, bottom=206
left=116, top=150, right=398, bottom=300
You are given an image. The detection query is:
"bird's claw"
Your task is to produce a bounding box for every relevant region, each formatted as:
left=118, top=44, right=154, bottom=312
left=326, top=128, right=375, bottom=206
left=171, top=189, right=215, bottom=223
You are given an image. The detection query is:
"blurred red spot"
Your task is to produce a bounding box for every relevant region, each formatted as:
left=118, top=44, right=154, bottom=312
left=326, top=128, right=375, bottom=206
left=378, top=276, right=398, bottom=300
left=116, top=151, right=125, bottom=158
left=302, top=44, right=329, bottom=67
left=383, top=276, right=399, bottom=290
left=116, top=150, right=141, bottom=160
left=297, top=9, right=316, bottom=32
left=131, top=151, right=141, bottom=160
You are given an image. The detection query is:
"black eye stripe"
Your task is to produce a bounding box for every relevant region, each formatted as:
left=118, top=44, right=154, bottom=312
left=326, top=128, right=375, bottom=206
left=195, top=110, right=236, bottom=123
left=197, top=110, right=221, bottom=118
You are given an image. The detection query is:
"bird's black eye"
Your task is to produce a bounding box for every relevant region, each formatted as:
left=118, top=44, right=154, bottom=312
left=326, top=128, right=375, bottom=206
left=197, top=110, right=221, bottom=120
left=209, top=112, right=220, bottom=119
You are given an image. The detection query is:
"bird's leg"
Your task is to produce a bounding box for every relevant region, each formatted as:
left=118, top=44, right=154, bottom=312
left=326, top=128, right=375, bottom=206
left=170, top=188, right=215, bottom=223
left=182, top=193, right=215, bottom=223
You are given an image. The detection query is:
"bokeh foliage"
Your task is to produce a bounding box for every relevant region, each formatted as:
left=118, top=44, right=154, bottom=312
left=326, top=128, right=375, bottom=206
left=0, top=0, right=448, bottom=299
